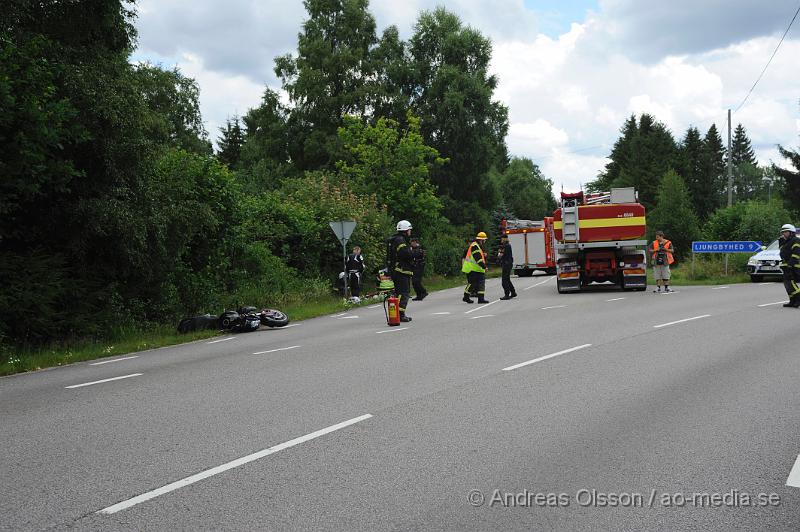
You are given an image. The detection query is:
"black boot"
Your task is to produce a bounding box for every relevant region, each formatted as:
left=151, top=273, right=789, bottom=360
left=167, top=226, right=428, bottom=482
left=477, top=296, right=490, bottom=304
left=462, top=294, right=473, bottom=303
left=500, top=294, right=511, bottom=300
left=510, top=292, right=517, bottom=298
left=399, top=313, right=412, bottom=322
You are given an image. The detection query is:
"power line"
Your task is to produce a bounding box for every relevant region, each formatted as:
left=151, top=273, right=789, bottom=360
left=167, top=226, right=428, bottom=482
left=734, top=3, right=800, bottom=113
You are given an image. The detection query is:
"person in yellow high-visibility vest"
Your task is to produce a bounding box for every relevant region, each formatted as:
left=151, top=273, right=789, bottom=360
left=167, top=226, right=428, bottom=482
left=462, top=232, right=490, bottom=303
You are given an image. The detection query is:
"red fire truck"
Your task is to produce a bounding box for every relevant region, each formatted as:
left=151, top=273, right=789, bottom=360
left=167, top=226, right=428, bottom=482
left=552, top=187, right=648, bottom=293
left=501, top=218, right=557, bottom=277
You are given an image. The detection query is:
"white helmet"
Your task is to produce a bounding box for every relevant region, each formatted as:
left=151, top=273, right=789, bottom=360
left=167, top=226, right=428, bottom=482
left=780, top=223, right=796, bottom=234
left=396, top=220, right=412, bottom=231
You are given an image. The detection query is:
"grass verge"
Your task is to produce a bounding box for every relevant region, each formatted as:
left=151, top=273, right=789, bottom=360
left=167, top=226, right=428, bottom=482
left=0, top=273, right=483, bottom=377
left=0, top=264, right=757, bottom=377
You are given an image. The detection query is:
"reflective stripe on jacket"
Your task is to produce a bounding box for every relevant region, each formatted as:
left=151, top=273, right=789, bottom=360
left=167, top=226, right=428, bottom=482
left=461, top=241, right=487, bottom=274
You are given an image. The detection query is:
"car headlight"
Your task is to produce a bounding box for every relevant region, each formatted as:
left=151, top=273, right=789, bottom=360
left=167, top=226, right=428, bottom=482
left=748, top=258, right=757, bottom=266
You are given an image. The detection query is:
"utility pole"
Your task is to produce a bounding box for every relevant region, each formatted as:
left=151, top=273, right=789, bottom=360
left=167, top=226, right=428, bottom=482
left=727, top=109, right=733, bottom=207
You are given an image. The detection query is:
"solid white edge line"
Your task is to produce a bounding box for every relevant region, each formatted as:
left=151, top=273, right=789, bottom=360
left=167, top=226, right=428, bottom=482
left=375, top=327, right=408, bottom=334
left=606, top=298, right=626, bottom=302
left=758, top=301, right=789, bottom=307
left=97, top=414, right=373, bottom=515
left=786, top=455, right=800, bottom=487
left=465, top=299, right=499, bottom=314
left=206, top=337, right=236, bottom=344
left=541, top=305, right=566, bottom=310
left=469, top=315, right=494, bottom=320
left=432, top=312, right=451, bottom=315
left=711, top=286, right=729, bottom=290
left=65, top=374, right=142, bottom=389
left=90, top=356, right=139, bottom=366
left=524, top=277, right=553, bottom=291
left=502, top=344, right=592, bottom=372
left=653, top=314, right=711, bottom=328
left=367, top=304, right=381, bottom=309
left=253, top=345, right=301, bottom=355
left=278, top=324, right=300, bottom=329
left=337, top=316, right=359, bottom=319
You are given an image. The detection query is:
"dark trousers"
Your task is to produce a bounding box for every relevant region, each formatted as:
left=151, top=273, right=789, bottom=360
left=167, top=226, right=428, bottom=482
left=782, top=267, right=800, bottom=302
left=501, top=264, right=515, bottom=296
left=412, top=270, right=427, bottom=297
left=392, top=273, right=412, bottom=313
left=348, top=271, right=362, bottom=297
left=465, top=271, right=485, bottom=297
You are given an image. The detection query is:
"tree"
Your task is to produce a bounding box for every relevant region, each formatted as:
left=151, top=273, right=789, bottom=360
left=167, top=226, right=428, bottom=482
left=647, top=170, right=700, bottom=260
left=588, top=114, right=677, bottom=208
left=498, top=157, right=556, bottom=221
left=335, top=113, right=445, bottom=233
left=731, top=123, right=756, bottom=167
left=406, top=7, right=509, bottom=222
left=238, top=88, right=292, bottom=190
left=774, top=144, right=800, bottom=213
left=589, top=115, right=637, bottom=193
left=133, top=63, right=212, bottom=155
left=217, top=116, right=245, bottom=169
left=697, top=123, right=726, bottom=217
left=274, top=0, right=378, bottom=171
left=676, top=126, right=705, bottom=218
left=704, top=200, right=792, bottom=245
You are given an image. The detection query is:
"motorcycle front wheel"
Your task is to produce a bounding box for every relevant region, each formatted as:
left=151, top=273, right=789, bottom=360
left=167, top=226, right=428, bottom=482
left=260, top=309, right=290, bottom=327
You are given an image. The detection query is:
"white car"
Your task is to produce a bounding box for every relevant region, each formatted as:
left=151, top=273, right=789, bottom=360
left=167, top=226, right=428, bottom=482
left=747, top=239, right=786, bottom=281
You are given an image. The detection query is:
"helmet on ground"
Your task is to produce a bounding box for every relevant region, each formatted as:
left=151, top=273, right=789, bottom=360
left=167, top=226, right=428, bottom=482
left=780, top=223, right=796, bottom=234
left=476, top=231, right=487, bottom=239
left=397, top=220, right=412, bottom=231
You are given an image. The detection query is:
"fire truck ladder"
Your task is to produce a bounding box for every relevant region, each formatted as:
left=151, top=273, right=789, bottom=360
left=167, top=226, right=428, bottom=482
left=561, top=197, right=580, bottom=242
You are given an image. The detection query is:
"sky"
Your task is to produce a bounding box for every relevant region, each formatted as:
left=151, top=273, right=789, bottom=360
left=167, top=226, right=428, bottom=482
left=131, top=0, right=800, bottom=193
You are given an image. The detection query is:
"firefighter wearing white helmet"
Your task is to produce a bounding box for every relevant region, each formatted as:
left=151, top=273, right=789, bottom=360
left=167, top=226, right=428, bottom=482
left=462, top=231, right=490, bottom=304
left=386, top=220, right=414, bottom=321
left=779, top=223, right=800, bottom=307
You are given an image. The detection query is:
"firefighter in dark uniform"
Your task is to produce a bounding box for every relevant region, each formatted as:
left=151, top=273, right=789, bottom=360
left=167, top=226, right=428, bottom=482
left=498, top=233, right=517, bottom=300
left=410, top=237, right=428, bottom=301
left=462, top=231, right=490, bottom=304
left=345, top=245, right=365, bottom=298
left=779, top=223, right=800, bottom=308
left=387, top=220, right=414, bottom=321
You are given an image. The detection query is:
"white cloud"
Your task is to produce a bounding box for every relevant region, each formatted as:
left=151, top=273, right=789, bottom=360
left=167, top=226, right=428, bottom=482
left=132, top=0, right=800, bottom=195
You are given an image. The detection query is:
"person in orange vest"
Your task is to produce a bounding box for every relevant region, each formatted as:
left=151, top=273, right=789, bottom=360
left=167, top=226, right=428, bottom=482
left=650, top=230, right=675, bottom=293
left=462, top=231, right=490, bottom=303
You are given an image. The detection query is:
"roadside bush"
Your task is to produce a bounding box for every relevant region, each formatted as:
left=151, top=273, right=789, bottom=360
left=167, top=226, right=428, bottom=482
left=703, top=200, right=793, bottom=245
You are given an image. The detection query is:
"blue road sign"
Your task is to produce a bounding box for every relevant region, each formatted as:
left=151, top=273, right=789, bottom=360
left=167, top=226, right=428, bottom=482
left=691, top=241, right=762, bottom=253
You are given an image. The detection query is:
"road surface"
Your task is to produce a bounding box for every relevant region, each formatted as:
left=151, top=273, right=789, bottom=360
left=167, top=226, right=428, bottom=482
left=1, top=277, right=799, bottom=530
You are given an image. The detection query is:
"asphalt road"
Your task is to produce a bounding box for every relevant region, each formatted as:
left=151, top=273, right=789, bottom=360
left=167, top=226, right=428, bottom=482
left=2, top=276, right=800, bottom=531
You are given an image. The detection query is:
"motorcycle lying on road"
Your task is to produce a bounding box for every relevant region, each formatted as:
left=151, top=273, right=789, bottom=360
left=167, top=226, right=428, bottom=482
left=177, top=307, right=290, bottom=334
left=221, top=306, right=290, bottom=332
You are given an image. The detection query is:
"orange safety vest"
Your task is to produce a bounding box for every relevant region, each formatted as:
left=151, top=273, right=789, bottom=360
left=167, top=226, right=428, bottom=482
left=651, top=239, right=675, bottom=265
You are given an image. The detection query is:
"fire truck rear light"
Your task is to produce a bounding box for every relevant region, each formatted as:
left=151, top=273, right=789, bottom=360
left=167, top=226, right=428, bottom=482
left=559, top=272, right=579, bottom=279
left=623, top=268, right=645, bottom=275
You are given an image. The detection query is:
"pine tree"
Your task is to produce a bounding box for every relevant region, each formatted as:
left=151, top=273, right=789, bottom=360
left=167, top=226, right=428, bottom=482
left=216, top=116, right=244, bottom=169
left=774, top=145, right=800, bottom=212
left=588, top=115, right=637, bottom=193
left=587, top=114, right=677, bottom=208
left=731, top=123, right=757, bottom=166
left=697, top=124, right=726, bottom=218
left=647, top=170, right=700, bottom=260
left=274, top=0, right=378, bottom=171
left=677, top=126, right=704, bottom=218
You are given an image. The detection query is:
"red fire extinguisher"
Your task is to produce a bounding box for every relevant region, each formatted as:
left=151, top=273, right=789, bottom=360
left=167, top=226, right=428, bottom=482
left=386, top=295, right=400, bottom=326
